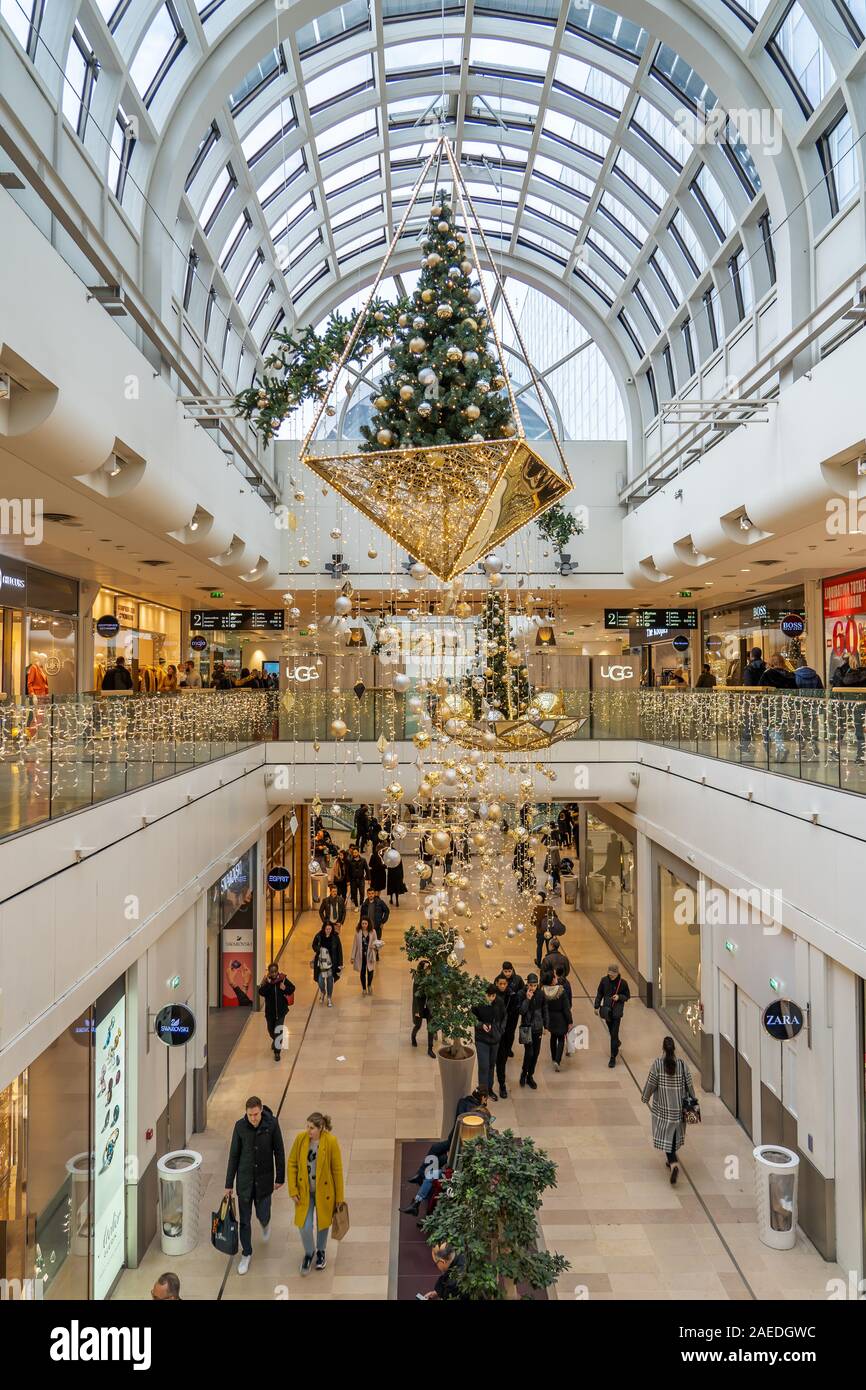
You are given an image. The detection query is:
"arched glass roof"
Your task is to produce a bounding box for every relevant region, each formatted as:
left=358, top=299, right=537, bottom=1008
left=4, top=0, right=864, bottom=440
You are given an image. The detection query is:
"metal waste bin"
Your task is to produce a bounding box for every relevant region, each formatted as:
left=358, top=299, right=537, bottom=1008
left=753, top=1145, right=799, bottom=1249
left=561, top=873, right=578, bottom=909
left=157, top=1150, right=203, bottom=1256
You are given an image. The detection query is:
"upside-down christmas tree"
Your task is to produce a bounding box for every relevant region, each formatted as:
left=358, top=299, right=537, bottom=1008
left=360, top=190, right=514, bottom=452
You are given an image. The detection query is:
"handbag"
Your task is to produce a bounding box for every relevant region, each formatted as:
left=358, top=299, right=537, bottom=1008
left=331, top=1201, right=350, bottom=1242
left=519, top=1022, right=533, bottom=1046
left=681, top=1061, right=702, bottom=1123
left=211, top=1195, right=239, bottom=1256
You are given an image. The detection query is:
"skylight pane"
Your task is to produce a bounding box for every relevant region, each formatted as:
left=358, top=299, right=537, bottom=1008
left=129, top=4, right=177, bottom=99
left=772, top=2, right=836, bottom=110
left=304, top=54, right=372, bottom=108
left=543, top=109, right=610, bottom=158
left=669, top=210, right=707, bottom=271
left=653, top=43, right=717, bottom=112
left=615, top=150, right=668, bottom=208
left=385, top=38, right=462, bottom=70
left=322, top=155, right=379, bottom=194
left=198, top=170, right=230, bottom=226
left=468, top=37, right=549, bottom=72
left=1, top=0, right=32, bottom=47
left=255, top=151, right=304, bottom=203
left=695, top=164, right=733, bottom=237
left=633, top=96, right=691, bottom=164
left=241, top=105, right=287, bottom=161
left=534, top=155, right=594, bottom=199
left=600, top=192, right=649, bottom=239
left=317, top=111, right=377, bottom=154
left=555, top=55, right=628, bottom=109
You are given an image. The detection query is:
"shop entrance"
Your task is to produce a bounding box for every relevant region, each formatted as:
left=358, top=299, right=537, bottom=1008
left=718, top=973, right=760, bottom=1139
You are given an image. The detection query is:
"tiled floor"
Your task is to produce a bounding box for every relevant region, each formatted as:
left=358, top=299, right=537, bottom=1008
left=114, top=870, right=842, bottom=1302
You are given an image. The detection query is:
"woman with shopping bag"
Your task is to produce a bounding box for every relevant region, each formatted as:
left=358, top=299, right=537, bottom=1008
left=640, top=1036, right=699, bottom=1186
left=287, top=1111, right=347, bottom=1275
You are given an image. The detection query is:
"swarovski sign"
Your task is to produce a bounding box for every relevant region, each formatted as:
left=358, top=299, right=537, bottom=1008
left=286, top=665, right=320, bottom=682
left=600, top=665, right=634, bottom=681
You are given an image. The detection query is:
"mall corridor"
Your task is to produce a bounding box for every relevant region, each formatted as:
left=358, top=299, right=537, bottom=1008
left=114, top=894, right=840, bottom=1303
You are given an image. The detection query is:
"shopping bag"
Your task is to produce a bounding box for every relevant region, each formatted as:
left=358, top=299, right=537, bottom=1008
left=211, top=1195, right=239, bottom=1255
left=331, top=1201, right=350, bottom=1242
left=565, top=1025, right=580, bottom=1057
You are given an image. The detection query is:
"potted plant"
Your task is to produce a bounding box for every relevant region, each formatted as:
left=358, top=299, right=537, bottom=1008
left=535, top=502, right=584, bottom=568
left=404, top=923, right=488, bottom=1137
left=422, top=1126, right=570, bottom=1299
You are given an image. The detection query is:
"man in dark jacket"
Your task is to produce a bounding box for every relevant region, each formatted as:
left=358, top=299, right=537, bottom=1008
left=594, top=964, right=631, bottom=1068
left=794, top=658, right=824, bottom=690
left=540, top=936, right=570, bottom=984
left=347, top=847, right=368, bottom=907
left=257, top=964, right=294, bottom=1061
left=353, top=804, right=371, bottom=852
left=494, top=962, right=525, bottom=1099
left=532, top=894, right=565, bottom=967
left=319, top=884, right=346, bottom=930
left=224, top=1096, right=285, bottom=1273
left=472, top=984, right=506, bottom=1096
left=101, top=656, right=133, bottom=691
left=359, top=888, right=389, bottom=939
left=743, top=648, right=767, bottom=685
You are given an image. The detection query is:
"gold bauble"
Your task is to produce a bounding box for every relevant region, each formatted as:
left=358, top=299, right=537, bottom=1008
left=460, top=260, right=472, bottom=275
left=386, top=781, right=404, bottom=799
left=426, top=769, right=441, bottom=786
left=436, top=303, right=454, bottom=319
left=377, top=428, right=393, bottom=445
left=330, top=718, right=347, bottom=739
left=298, top=555, right=311, bottom=567
left=375, top=395, right=389, bottom=410
left=397, top=314, right=409, bottom=328
left=465, top=404, right=480, bottom=420
left=399, top=384, right=414, bottom=401
left=421, top=288, right=434, bottom=303
left=455, top=601, right=471, bottom=618
left=409, top=336, right=427, bottom=353
left=462, top=317, right=478, bottom=331
left=413, top=730, right=431, bottom=749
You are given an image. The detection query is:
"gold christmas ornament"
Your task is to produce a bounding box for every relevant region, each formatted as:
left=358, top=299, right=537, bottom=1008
left=421, top=288, right=434, bottom=303
left=375, top=395, right=390, bottom=410
left=409, top=337, right=426, bottom=354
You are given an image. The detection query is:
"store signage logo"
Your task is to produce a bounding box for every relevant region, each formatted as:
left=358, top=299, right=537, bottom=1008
left=267, top=866, right=291, bottom=891
left=672, top=635, right=690, bottom=652
left=220, top=860, right=246, bottom=893
left=0, top=498, right=42, bottom=545
left=154, top=1003, right=196, bottom=1047
left=0, top=566, right=26, bottom=590
left=762, top=998, right=804, bottom=1041
left=286, top=665, right=319, bottom=682
left=600, top=665, right=634, bottom=681
left=96, top=615, right=121, bottom=638
left=780, top=613, right=805, bottom=637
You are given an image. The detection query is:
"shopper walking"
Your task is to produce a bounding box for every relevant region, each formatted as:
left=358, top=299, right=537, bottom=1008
left=223, top=1096, right=285, bottom=1275
left=494, top=963, right=524, bottom=1099
left=542, top=973, right=572, bottom=1072
left=367, top=844, right=387, bottom=892
left=411, top=966, right=436, bottom=1057
left=101, top=655, right=133, bottom=692
left=257, top=963, right=294, bottom=1062
left=353, top=803, right=371, bottom=853
left=319, top=883, right=346, bottom=932
left=287, top=1112, right=345, bottom=1276
left=331, top=848, right=350, bottom=901
left=641, top=1035, right=698, bottom=1185
left=311, top=920, right=343, bottom=1006
left=359, top=887, right=389, bottom=940
left=517, top=974, right=544, bottom=1089
left=386, top=851, right=406, bottom=906
left=351, top=919, right=381, bottom=995
left=472, top=982, right=506, bottom=1097
left=594, top=964, right=630, bottom=1068
left=347, top=846, right=367, bottom=907
left=540, top=934, right=570, bottom=984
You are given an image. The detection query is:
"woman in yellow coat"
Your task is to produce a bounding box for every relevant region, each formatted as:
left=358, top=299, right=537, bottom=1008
left=287, top=1111, right=345, bottom=1275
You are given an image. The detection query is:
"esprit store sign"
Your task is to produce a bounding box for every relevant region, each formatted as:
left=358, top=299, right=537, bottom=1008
left=286, top=665, right=319, bottom=681
left=600, top=664, right=634, bottom=681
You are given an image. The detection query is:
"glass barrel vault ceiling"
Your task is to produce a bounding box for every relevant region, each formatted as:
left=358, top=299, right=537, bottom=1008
left=6, top=0, right=864, bottom=428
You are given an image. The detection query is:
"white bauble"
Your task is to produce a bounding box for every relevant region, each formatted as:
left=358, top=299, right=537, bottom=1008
left=383, top=847, right=401, bottom=868
left=330, top=718, right=347, bottom=739
left=410, top=561, right=429, bottom=580
left=484, top=553, right=504, bottom=574
left=443, top=767, right=458, bottom=785
left=431, top=829, right=451, bottom=853
left=407, top=694, right=423, bottom=714
left=381, top=750, right=399, bottom=770
left=487, top=571, right=505, bottom=589
left=334, top=594, right=352, bottom=616
left=392, top=671, right=410, bottom=693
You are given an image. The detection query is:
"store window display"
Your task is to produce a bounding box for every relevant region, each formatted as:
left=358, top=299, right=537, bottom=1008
left=92, top=589, right=180, bottom=692
left=657, top=864, right=701, bottom=1057
left=702, top=589, right=806, bottom=687
left=266, top=813, right=297, bottom=964
left=583, top=811, right=636, bottom=972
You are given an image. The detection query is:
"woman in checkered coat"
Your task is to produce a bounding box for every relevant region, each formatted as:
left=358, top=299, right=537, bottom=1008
left=641, top=1035, right=697, bottom=1186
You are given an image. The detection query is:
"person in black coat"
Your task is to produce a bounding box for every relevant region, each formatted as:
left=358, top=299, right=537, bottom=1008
left=311, top=921, right=343, bottom=1006
left=532, top=895, right=565, bottom=967
left=359, top=889, right=389, bottom=939
left=494, top=962, right=524, bottom=1099
left=257, top=964, right=294, bottom=1062
left=743, top=647, right=767, bottom=686
left=347, top=847, right=368, bottom=907
left=386, top=854, right=406, bottom=905
left=101, top=656, right=133, bottom=691
left=353, top=804, right=371, bottom=852
left=594, top=964, right=631, bottom=1068
left=318, top=884, right=346, bottom=930
left=472, top=984, right=506, bottom=1096
left=517, top=974, right=544, bottom=1089
left=542, top=978, right=572, bottom=1071
left=367, top=846, right=387, bottom=892
left=223, top=1096, right=285, bottom=1270
left=411, top=970, right=436, bottom=1057
left=540, top=936, right=570, bottom=984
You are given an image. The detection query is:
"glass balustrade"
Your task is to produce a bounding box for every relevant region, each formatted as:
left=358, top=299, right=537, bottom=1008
left=0, top=687, right=864, bottom=840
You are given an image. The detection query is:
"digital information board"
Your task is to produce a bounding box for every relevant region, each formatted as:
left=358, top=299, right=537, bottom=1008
left=190, top=610, right=285, bottom=631
left=605, top=608, right=697, bottom=631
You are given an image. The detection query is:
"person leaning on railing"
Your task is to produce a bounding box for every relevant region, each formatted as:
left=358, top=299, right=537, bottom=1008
left=831, top=652, right=866, bottom=763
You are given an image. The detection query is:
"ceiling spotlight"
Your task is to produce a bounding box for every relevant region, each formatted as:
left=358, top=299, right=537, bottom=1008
left=739, top=514, right=753, bottom=531
left=536, top=624, right=556, bottom=647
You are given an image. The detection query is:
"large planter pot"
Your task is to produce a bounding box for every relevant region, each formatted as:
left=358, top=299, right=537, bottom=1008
left=437, top=1045, right=476, bottom=1139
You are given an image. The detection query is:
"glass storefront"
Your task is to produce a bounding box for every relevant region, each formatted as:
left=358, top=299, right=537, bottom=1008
left=266, top=813, right=300, bottom=965
left=701, top=587, right=806, bottom=687
left=0, top=555, right=79, bottom=699
left=93, top=588, right=181, bottom=693
left=582, top=810, right=636, bottom=973
left=206, top=847, right=257, bottom=1093
left=823, top=568, right=866, bottom=684
left=656, top=861, right=702, bottom=1059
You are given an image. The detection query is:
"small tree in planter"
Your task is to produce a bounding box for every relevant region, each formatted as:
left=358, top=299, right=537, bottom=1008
left=404, top=923, right=488, bottom=1135
left=422, top=1127, right=570, bottom=1300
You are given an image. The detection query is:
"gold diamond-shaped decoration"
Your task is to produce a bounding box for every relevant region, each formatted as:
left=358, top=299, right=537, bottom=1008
left=301, top=438, right=570, bottom=583
left=455, top=714, right=588, bottom=752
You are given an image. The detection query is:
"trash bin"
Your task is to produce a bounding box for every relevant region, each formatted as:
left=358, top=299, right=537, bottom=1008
left=561, top=873, right=578, bottom=909
left=157, top=1150, right=203, bottom=1256
left=753, top=1145, right=799, bottom=1249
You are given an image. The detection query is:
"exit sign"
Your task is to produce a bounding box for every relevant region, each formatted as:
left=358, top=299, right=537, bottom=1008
left=678, top=590, right=693, bottom=598
left=210, top=590, right=224, bottom=598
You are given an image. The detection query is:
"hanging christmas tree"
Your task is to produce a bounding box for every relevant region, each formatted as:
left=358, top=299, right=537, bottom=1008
left=359, top=189, right=515, bottom=452
left=463, top=591, right=531, bottom=720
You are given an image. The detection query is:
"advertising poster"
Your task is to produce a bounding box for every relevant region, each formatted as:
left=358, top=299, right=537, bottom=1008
left=824, top=567, right=866, bottom=682
left=92, top=984, right=125, bottom=1300
left=222, top=926, right=254, bottom=1006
